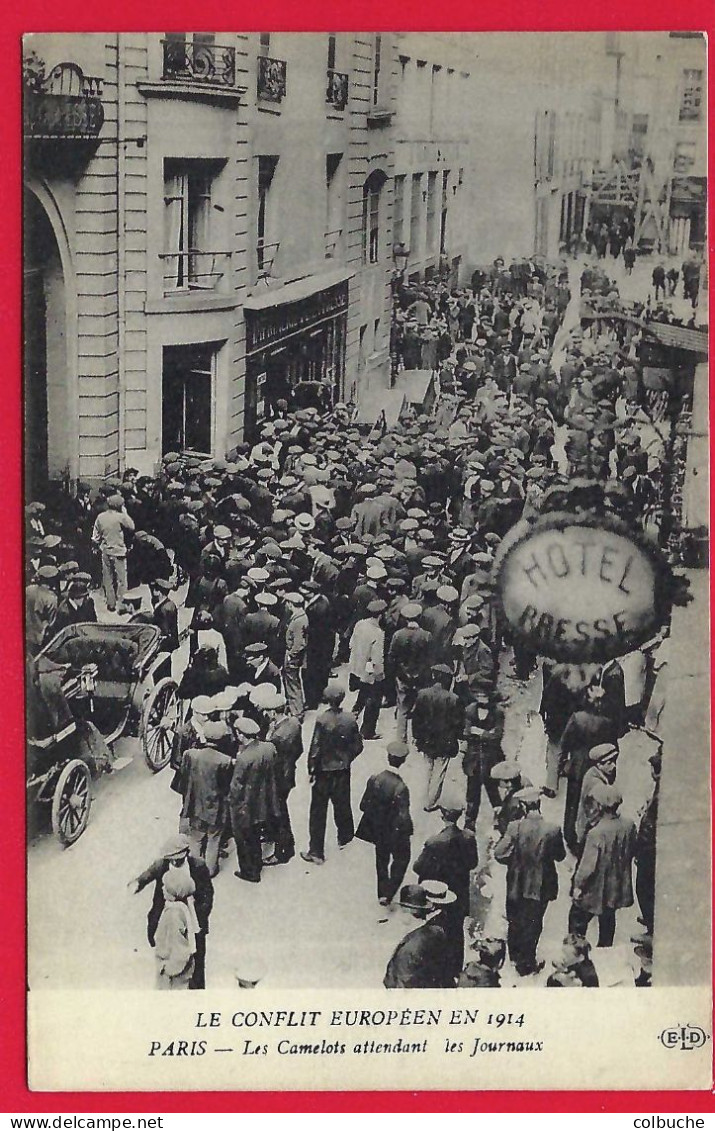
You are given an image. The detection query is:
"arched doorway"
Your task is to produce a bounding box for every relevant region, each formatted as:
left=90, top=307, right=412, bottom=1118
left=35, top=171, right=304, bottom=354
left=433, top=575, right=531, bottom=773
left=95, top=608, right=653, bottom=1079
left=24, top=189, right=71, bottom=498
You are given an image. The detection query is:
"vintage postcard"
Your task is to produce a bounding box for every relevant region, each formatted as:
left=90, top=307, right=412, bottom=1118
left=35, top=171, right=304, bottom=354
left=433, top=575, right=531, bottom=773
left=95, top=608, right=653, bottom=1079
left=23, top=30, right=711, bottom=1091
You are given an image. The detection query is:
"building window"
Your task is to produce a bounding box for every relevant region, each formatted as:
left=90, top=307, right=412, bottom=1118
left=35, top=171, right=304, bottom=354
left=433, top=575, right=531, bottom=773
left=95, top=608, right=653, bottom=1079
left=325, top=153, right=343, bottom=257
left=410, top=172, right=422, bottom=256
left=680, top=69, right=703, bottom=120
left=162, top=343, right=217, bottom=455
left=257, top=155, right=279, bottom=273
left=393, top=174, right=405, bottom=245
left=358, top=323, right=367, bottom=370
left=362, top=171, right=385, bottom=264
left=440, top=170, right=449, bottom=254
left=327, top=34, right=336, bottom=71
left=259, top=33, right=271, bottom=56
left=372, top=34, right=382, bottom=106
left=426, top=171, right=437, bottom=252
left=163, top=159, right=224, bottom=291
left=674, top=140, right=697, bottom=173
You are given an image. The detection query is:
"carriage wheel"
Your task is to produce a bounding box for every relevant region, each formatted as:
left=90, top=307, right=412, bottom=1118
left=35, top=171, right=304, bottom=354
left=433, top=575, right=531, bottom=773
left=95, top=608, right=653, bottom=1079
left=51, top=759, right=92, bottom=846
left=142, top=677, right=179, bottom=773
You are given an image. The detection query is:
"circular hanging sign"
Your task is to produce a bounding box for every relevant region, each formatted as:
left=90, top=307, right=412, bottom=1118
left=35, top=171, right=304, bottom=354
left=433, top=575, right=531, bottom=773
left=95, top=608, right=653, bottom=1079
left=494, top=513, right=670, bottom=663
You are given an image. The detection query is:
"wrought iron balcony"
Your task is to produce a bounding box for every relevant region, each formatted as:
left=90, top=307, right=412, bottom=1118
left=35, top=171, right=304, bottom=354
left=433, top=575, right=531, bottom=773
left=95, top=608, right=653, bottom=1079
left=159, top=249, right=232, bottom=292
left=162, top=39, right=237, bottom=87
left=257, top=55, right=287, bottom=103
left=326, top=69, right=348, bottom=111
left=23, top=62, right=104, bottom=141
left=324, top=229, right=343, bottom=259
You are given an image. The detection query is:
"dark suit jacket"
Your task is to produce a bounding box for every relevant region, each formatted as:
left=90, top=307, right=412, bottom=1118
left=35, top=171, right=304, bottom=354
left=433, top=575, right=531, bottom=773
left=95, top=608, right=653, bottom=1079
left=180, top=744, right=233, bottom=827
left=268, top=715, right=304, bottom=793
left=384, top=920, right=453, bottom=989
left=308, top=707, right=363, bottom=775
left=154, top=597, right=179, bottom=653
left=412, top=684, right=465, bottom=758
left=388, top=625, right=433, bottom=686
left=229, top=740, right=282, bottom=829
left=494, top=814, right=565, bottom=903
left=560, top=710, right=618, bottom=784
left=573, top=813, right=636, bottom=915
left=136, top=855, right=214, bottom=943
left=414, top=825, right=478, bottom=914
left=356, top=770, right=413, bottom=845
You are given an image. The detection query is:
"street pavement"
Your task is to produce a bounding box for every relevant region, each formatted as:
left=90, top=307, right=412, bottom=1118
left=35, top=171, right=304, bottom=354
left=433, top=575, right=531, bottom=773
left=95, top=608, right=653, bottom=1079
left=28, top=249, right=677, bottom=992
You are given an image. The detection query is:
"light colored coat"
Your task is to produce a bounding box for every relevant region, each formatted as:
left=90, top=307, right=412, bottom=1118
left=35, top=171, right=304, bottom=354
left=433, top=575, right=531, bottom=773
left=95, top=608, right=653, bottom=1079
left=349, top=617, right=385, bottom=684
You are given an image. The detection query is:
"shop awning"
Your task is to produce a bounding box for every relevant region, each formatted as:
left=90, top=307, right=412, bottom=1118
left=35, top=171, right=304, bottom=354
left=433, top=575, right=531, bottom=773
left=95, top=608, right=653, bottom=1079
left=244, top=267, right=354, bottom=312
left=645, top=321, right=709, bottom=355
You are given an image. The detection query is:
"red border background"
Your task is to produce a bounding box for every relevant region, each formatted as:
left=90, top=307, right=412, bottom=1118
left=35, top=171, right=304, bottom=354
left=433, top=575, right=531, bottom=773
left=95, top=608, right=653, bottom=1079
left=2, top=0, right=713, bottom=1112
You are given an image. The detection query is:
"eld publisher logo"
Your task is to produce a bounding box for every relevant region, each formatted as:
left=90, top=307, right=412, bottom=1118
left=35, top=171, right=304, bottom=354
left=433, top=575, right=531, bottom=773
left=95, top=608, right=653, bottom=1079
left=659, top=1024, right=710, bottom=1051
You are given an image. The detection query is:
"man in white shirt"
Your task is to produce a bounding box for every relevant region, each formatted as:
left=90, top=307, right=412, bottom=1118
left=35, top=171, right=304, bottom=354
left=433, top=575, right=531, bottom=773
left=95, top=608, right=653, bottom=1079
left=91, top=493, right=135, bottom=614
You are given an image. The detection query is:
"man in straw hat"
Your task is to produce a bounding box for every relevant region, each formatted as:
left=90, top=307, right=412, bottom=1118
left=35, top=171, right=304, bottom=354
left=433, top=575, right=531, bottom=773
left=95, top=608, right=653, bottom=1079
left=384, top=881, right=459, bottom=989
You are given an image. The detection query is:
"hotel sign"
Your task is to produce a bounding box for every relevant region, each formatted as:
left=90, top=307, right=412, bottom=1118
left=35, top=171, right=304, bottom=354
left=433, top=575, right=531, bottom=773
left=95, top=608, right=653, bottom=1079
left=495, top=515, right=668, bottom=662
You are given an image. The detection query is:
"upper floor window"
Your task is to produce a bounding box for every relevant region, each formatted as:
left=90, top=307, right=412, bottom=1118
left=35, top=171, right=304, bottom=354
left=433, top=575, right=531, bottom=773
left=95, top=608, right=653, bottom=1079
left=259, top=33, right=271, bottom=56
left=163, top=158, right=227, bottom=292
left=680, top=69, right=703, bottom=120
left=327, top=34, right=336, bottom=71
left=372, top=34, right=382, bottom=107
left=362, top=171, right=386, bottom=264
left=257, top=155, right=280, bottom=274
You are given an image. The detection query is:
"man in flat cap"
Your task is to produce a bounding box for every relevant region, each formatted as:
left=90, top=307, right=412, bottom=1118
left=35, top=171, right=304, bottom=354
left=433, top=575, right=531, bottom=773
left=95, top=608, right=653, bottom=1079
left=575, top=743, right=619, bottom=852
left=92, top=492, right=135, bottom=614
left=229, top=716, right=282, bottom=884
left=303, top=581, right=337, bottom=712
left=260, top=690, right=303, bottom=865
left=356, top=740, right=413, bottom=906
left=283, top=591, right=309, bottom=721
left=130, top=833, right=214, bottom=989
left=411, top=664, right=465, bottom=811
left=52, top=571, right=97, bottom=637
left=569, top=784, right=637, bottom=948
left=388, top=603, right=433, bottom=745
left=26, top=564, right=60, bottom=656
left=349, top=598, right=386, bottom=740
left=494, top=788, right=565, bottom=976
left=148, top=577, right=179, bottom=655
left=178, top=719, right=234, bottom=879
left=301, top=682, right=363, bottom=865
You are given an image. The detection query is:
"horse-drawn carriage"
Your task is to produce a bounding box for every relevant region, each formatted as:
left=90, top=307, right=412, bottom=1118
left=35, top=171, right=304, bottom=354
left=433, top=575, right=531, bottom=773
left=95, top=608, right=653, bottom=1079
left=27, top=622, right=179, bottom=845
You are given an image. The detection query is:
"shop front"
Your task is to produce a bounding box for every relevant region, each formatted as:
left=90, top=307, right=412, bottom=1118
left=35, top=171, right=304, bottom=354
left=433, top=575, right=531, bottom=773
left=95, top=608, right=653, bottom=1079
left=243, top=271, right=350, bottom=439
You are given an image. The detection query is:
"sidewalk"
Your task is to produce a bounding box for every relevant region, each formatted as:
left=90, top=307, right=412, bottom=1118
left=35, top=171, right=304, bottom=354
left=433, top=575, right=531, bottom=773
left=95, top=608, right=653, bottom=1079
left=653, top=568, right=711, bottom=987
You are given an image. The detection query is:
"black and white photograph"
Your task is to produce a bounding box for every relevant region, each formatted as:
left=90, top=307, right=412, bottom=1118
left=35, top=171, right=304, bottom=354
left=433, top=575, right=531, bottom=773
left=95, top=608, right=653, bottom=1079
left=23, top=28, right=710, bottom=1088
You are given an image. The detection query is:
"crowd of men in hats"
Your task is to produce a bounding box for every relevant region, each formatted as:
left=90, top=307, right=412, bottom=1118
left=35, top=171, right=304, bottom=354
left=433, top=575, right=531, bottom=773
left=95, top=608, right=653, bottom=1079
left=26, top=251, right=676, bottom=991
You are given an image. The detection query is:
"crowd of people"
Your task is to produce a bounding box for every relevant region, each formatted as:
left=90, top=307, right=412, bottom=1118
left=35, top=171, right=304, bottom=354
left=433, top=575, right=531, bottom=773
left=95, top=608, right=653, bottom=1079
left=26, top=248, right=686, bottom=993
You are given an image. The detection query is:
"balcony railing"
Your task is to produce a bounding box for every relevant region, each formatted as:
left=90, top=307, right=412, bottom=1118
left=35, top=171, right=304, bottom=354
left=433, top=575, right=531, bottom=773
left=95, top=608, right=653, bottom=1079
left=256, top=239, right=280, bottom=277
left=257, top=55, right=287, bottom=103
left=326, top=69, right=348, bottom=111
left=162, top=39, right=237, bottom=87
left=159, top=250, right=232, bottom=292
left=324, top=229, right=343, bottom=259
left=24, top=62, right=104, bottom=141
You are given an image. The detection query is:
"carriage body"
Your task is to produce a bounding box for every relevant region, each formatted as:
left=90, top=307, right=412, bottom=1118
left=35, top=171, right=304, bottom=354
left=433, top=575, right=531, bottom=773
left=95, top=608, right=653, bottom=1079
left=27, top=622, right=179, bottom=845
